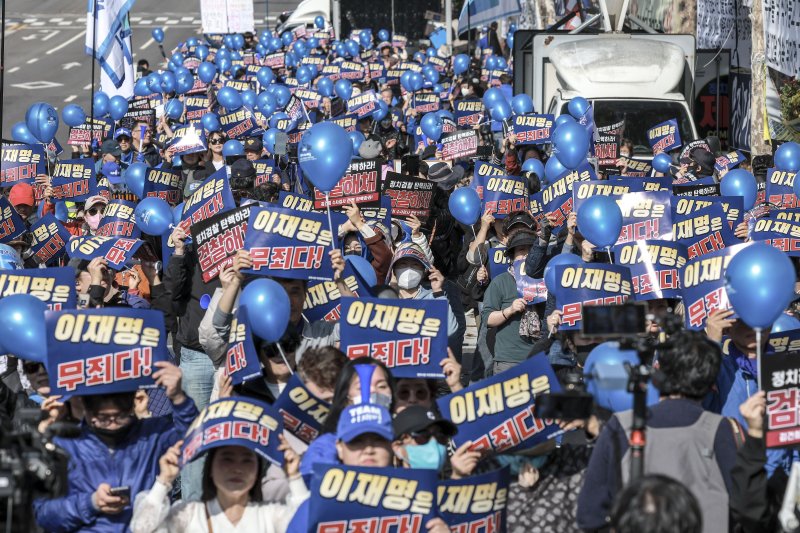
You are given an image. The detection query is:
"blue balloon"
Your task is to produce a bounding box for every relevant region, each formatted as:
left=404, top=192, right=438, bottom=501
left=281, top=31, right=293, bottom=46
left=257, top=91, right=277, bottom=115
left=196, top=44, right=209, bottom=61
left=108, top=95, right=129, bottom=121
left=164, top=99, right=184, bottom=120
left=334, top=79, right=352, bottom=101
left=372, top=100, right=389, bottom=122
left=308, top=37, right=319, bottom=50
left=271, top=85, right=290, bottom=108
left=152, top=28, right=164, bottom=43
left=217, top=86, right=243, bottom=111
left=414, top=52, right=426, bottom=64
left=296, top=65, right=313, bottom=85
left=62, top=104, right=86, bottom=128
left=423, top=65, right=439, bottom=84
left=721, top=169, right=757, bottom=210
left=437, top=109, right=454, bottom=121
left=409, top=72, right=423, bottom=92
left=345, top=39, right=360, bottom=57
left=568, top=96, right=590, bottom=119
left=135, top=197, right=173, bottom=235
left=554, top=114, right=575, bottom=129
left=269, top=112, right=293, bottom=131
left=725, top=242, right=797, bottom=329
left=577, top=195, right=623, bottom=248
left=378, top=29, right=390, bottom=42
left=175, top=67, right=194, bottom=94
left=26, top=102, right=59, bottom=144
left=772, top=313, right=800, bottom=333
left=146, top=73, right=161, bottom=93
left=232, top=34, right=245, bottom=50
left=420, top=112, right=443, bottom=141
left=0, top=294, right=47, bottom=362
left=170, top=52, right=184, bottom=67
left=453, top=54, right=470, bottom=76
left=11, top=122, right=35, bottom=144
left=585, top=342, right=659, bottom=412
left=223, top=140, right=244, bottom=158
left=216, top=48, right=231, bottom=61
left=776, top=142, right=800, bottom=173
left=545, top=155, right=569, bottom=183
left=348, top=130, right=365, bottom=153
left=315, top=15, right=325, bottom=29
left=201, top=112, right=221, bottom=132
left=198, top=62, right=217, bottom=84
left=297, top=122, right=354, bottom=193
left=448, top=188, right=482, bottom=226
left=93, top=92, right=109, bottom=117
left=270, top=37, right=282, bottom=51
left=124, top=162, right=148, bottom=198
left=482, top=87, right=505, bottom=110
left=553, top=121, right=590, bottom=170
left=241, top=89, right=257, bottom=109
left=490, top=99, right=512, bottom=122
left=240, top=279, right=291, bottom=342
left=432, top=83, right=444, bottom=94
left=134, top=78, right=150, bottom=97
left=173, top=202, right=185, bottom=225
left=257, top=67, right=275, bottom=88
left=345, top=255, right=378, bottom=287
left=263, top=128, right=280, bottom=154
left=544, top=253, right=583, bottom=293
left=652, top=153, right=673, bottom=174
left=512, top=94, right=534, bottom=115
left=426, top=47, right=436, bottom=58
left=217, top=57, right=232, bottom=74
left=400, top=71, right=414, bottom=92
left=317, top=77, right=334, bottom=97
left=522, top=158, right=545, bottom=178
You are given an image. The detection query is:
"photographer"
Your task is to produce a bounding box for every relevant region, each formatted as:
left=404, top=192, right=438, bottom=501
left=576, top=331, right=741, bottom=533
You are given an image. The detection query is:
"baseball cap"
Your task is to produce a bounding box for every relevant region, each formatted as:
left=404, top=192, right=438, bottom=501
left=244, top=136, right=263, bottom=152
left=504, top=230, right=537, bottom=257
left=427, top=162, right=464, bottom=191
left=8, top=183, right=35, bottom=207
left=388, top=242, right=432, bottom=272
left=359, top=138, right=383, bottom=159
left=392, top=406, right=457, bottom=439
left=101, top=139, right=122, bottom=158
left=114, top=128, right=133, bottom=140
left=84, top=195, right=108, bottom=211
left=230, top=158, right=256, bottom=179
left=102, top=161, right=123, bottom=184
left=336, top=403, right=394, bottom=443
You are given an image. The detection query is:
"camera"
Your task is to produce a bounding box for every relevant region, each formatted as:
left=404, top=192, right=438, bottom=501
left=581, top=302, right=648, bottom=338
left=534, top=371, right=594, bottom=421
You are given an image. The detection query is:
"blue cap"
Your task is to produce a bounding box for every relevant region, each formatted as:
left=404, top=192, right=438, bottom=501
left=336, top=404, right=394, bottom=443
left=102, top=161, right=123, bottom=184
left=114, top=127, right=132, bottom=140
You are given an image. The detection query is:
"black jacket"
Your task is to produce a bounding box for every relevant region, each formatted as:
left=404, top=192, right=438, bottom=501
left=164, top=250, right=221, bottom=353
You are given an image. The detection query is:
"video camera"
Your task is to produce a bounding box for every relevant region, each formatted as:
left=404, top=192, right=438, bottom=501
left=0, top=407, right=79, bottom=533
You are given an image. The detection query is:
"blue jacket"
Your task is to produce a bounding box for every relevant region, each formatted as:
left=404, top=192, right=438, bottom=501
left=33, top=397, right=198, bottom=533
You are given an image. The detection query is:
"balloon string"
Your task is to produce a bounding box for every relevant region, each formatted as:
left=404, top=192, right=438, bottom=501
left=756, top=328, right=762, bottom=391
left=471, top=226, right=483, bottom=265
left=606, top=247, right=613, bottom=265
left=275, top=343, right=294, bottom=375
left=324, top=191, right=336, bottom=253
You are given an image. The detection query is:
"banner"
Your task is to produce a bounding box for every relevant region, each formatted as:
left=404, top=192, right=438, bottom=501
left=412, top=93, right=441, bottom=114
left=347, top=90, right=379, bottom=119
left=0, top=197, right=27, bottom=244
left=46, top=308, right=170, bottom=399
left=119, top=107, right=155, bottom=131
left=438, top=468, right=510, bottom=530
left=295, top=88, right=322, bottom=110
left=441, top=130, right=479, bottom=160
left=253, top=159, right=280, bottom=187
left=67, top=117, right=113, bottom=145
left=437, top=353, right=561, bottom=452
left=673, top=195, right=744, bottom=230
left=680, top=243, right=749, bottom=330
left=512, top=114, right=554, bottom=145
left=220, top=107, right=264, bottom=140
left=384, top=171, right=435, bottom=220
left=715, top=151, right=745, bottom=172
left=673, top=181, right=721, bottom=197
left=181, top=397, right=283, bottom=467
left=647, top=119, right=682, bottom=154
left=617, top=156, right=652, bottom=177
left=471, top=160, right=505, bottom=199
left=482, top=175, right=529, bottom=219
left=67, top=235, right=145, bottom=270
left=304, top=264, right=370, bottom=323
left=513, top=260, right=547, bottom=304
left=96, top=200, right=140, bottom=238
left=192, top=205, right=250, bottom=282
left=540, top=163, right=594, bottom=229
left=751, top=218, right=800, bottom=257
left=29, top=214, right=72, bottom=265
left=284, top=95, right=307, bottom=124
left=0, top=267, right=75, bottom=310
left=454, top=98, right=485, bottom=127
left=273, top=373, right=330, bottom=444
left=769, top=328, right=800, bottom=354
left=762, top=350, right=800, bottom=448
left=185, top=95, right=211, bottom=122
left=552, top=264, right=633, bottom=331
left=612, top=240, right=687, bottom=300
left=673, top=203, right=739, bottom=259
left=1, top=143, right=46, bottom=185
left=51, top=159, right=98, bottom=202
left=279, top=191, right=314, bottom=212
left=313, top=158, right=382, bottom=210
left=765, top=169, right=797, bottom=209
left=243, top=205, right=336, bottom=281
left=308, top=464, right=437, bottom=530
left=572, top=191, right=672, bottom=244
left=179, top=168, right=236, bottom=234
left=224, top=305, right=262, bottom=385
left=339, top=297, right=448, bottom=378
left=488, top=246, right=510, bottom=279
left=168, top=124, right=207, bottom=157
left=143, top=167, right=182, bottom=205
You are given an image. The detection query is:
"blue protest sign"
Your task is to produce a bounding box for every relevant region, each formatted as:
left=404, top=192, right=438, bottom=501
left=67, top=235, right=145, bottom=270
left=96, top=200, right=141, bottom=238
left=765, top=168, right=797, bottom=209
left=768, top=328, right=800, bottom=354
left=612, top=240, right=687, bottom=300
left=180, top=397, right=284, bottom=467
left=0, top=196, right=27, bottom=244
left=750, top=217, right=800, bottom=257
left=51, top=159, right=98, bottom=202
left=191, top=205, right=251, bottom=282
left=1, top=142, right=46, bottom=185
left=454, top=98, right=485, bottom=128
left=340, top=60, right=365, bottom=81
left=184, top=96, right=210, bottom=123
left=552, top=264, right=633, bottom=330
left=308, top=464, right=438, bottom=531
left=243, top=205, right=337, bottom=281
left=46, top=308, right=171, bottom=399
left=143, top=167, right=182, bottom=205
left=29, top=214, right=71, bottom=265
left=0, top=267, right=75, bottom=310
left=482, top=175, right=529, bottom=219
left=339, top=296, right=448, bottom=378
left=313, top=158, right=382, bottom=211
left=253, top=159, right=280, bottom=187
left=680, top=242, right=750, bottom=330
left=471, top=160, right=505, bottom=200
left=284, top=95, right=308, bottom=124
left=295, top=88, right=322, bottom=110
left=347, top=90, right=379, bottom=119
left=412, top=93, right=441, bottom=114
left=224, top=305, right=262, bottom=386
left=573, top=190, right=672, bottom=244
left=512, top=113, right=554, bottom=145
left=168, top=124, right=207, bottom=157
left=220, top=107, right=264, bottom=140
left=617, top=156, right=652, bottom=177
left=672, top=195, right=744, bottom=230
left=437, top=353, right=562, bottom=453
left=438, top=468, right=510, bottom=530
left=178, top=168, right=236, bottom=234
left=304, top=263, right=369, bottom=322
left=513, top=260, right=547, bottom=304
left=541, top=162, right=595, bottom=229
left=673, top=203, right=738, bottom=259
left=278, top=191, right=315, bottom=212
left=488, top=246, right=510, bottom=279
left=715, top=151, right=745, bottom=172
left=273, top=373, right=330, bottom=444
left=647, top=118, right=681, bottom=154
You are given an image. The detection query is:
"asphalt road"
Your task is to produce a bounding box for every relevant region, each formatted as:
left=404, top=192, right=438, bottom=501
left=1, top=0, right=301, bottom=148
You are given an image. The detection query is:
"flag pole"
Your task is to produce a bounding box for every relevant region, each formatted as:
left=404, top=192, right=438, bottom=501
left=89, top=0, right=98, bottom=142
left=1, top=0, right=7, bottom=145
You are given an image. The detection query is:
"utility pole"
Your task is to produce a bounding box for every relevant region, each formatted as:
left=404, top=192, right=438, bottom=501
left=749, top=0, right=771, bottom=156
left=445, top=0, right=452, bottom=55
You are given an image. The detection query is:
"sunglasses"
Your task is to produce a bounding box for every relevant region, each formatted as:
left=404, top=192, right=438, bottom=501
left=86, top=207, right=103, bottom=216
left=23, top=362, right=45, bottom=374
left=408, top=429, right=449, bottom=446
left=209, top=138, right=224, bottom=145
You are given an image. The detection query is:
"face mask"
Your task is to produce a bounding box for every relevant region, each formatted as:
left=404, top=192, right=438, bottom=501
left=461, top=88, right=472, bottom=96
left=344, top=249, right=361, bottom=256
left=396, top=266, right=423, bottom=289
left=91, top=421, right=134, bottom=445
left=352, top=392, right=392, bottom=409
left=404, top=438, right=447, bottom=470
left=85, top=213, right=102, bottom=230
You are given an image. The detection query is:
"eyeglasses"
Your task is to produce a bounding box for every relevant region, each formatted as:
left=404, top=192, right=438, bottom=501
left=408, top=429, right=449, bottom=446
left=23, top=362, right=45, bottom=374
left=209, top=138, right=224, bottom=145
left=86, top=207, right=103, bottom=216
left=91, top=412, right=133, bottom=427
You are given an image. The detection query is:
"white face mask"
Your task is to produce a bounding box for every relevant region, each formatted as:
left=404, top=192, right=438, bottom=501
left=85, top=213, right=102, bottom=231
left=396, top=266, right=424, bottom=290
left=461, top=87, right=472, bottom=96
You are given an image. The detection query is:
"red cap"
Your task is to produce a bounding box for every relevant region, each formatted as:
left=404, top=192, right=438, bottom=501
left=8, top=183, right=35, bottom=207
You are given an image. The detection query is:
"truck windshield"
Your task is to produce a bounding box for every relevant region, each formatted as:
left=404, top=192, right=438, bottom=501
left=561, top=100, right=695, bottom=157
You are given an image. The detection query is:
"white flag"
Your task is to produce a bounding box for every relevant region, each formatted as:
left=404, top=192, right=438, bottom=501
left=85, top=0, right=136, bottom=98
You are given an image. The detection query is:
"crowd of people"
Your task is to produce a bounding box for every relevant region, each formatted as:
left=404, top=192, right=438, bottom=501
left=0, top=11, right=799, bottom=533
